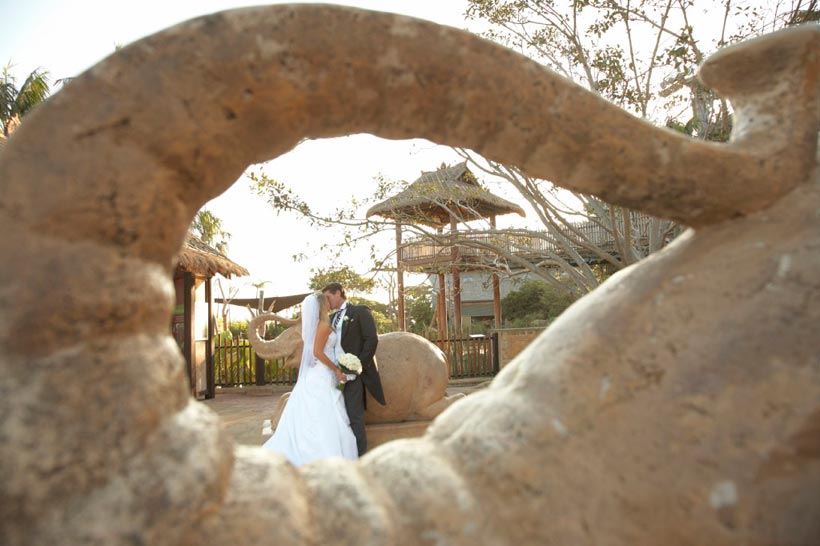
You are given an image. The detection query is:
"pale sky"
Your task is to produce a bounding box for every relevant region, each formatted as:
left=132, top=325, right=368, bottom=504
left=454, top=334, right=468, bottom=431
left=3, top=0, right=758, bottom=307
left=2, top=0, right=506, bottom=304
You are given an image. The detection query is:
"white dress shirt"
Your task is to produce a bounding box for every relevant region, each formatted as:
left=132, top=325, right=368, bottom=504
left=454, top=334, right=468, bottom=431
left=333, top=301, right=348, bottom=361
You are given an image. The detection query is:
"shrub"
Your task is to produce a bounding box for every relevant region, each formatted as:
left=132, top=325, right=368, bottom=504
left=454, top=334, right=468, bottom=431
left=502, top=280, right=575, bottom=327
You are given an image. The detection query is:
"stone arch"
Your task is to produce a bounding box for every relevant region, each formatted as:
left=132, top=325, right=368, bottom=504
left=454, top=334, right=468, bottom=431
left=1, top=6, right=818, bottom=545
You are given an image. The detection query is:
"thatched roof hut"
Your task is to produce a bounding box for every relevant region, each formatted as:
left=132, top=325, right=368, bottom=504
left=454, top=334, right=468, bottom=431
left=367, top=162, right=524, bottom=334
left=366, top=162, right=525, bottom=226
left=173, top=233, right=248, bottom=400
left=176, top=233, right=249, bottom=278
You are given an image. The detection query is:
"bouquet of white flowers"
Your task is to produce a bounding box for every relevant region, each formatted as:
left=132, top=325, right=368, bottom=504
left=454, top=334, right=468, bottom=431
left=336, top=352, right=362, bottom=391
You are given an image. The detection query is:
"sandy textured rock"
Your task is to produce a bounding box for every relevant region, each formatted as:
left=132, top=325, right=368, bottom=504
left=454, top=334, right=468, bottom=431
left=0, top=5, right=818, bottom=546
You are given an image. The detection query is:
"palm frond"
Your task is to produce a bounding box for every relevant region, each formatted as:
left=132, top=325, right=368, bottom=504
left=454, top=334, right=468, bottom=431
left=0, top=64, right=19, bottom=134
left=14, top=68, right=50, bottom=116
left=0, top=65, right=51, bottom=135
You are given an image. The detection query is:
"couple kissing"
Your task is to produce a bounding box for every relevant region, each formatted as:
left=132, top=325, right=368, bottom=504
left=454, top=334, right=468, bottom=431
left=262, top=283, right=385, bottom=466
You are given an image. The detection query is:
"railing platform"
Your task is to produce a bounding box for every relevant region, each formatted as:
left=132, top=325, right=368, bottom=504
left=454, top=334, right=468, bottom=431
left=400, top=213, right=656, bottom=270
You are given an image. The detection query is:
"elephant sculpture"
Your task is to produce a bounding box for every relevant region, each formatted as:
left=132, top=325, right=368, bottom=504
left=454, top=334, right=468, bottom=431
left=1, top=5, right=818, bottom=546
left=247, top=312, right=466, bottom=424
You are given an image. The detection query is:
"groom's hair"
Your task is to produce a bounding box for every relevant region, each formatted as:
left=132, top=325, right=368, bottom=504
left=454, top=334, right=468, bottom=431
left=321, top=282, right=346, bottom=299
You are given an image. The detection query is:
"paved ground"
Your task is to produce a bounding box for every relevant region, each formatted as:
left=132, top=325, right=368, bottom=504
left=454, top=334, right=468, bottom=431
left=201, top=387, right=289, bottom=446
left=202, top=381, right=486, bottom=446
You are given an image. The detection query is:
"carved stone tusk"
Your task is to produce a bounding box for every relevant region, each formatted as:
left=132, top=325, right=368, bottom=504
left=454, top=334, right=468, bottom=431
left=264, top=313, right=300, bottom=327
left=247, top=313, right=300, bottom=347
left=695, top=25, right=820, bottom=211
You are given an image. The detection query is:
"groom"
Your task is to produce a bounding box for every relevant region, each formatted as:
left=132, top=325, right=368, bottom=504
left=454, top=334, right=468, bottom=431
left=322, top=282, right=386, bottom=455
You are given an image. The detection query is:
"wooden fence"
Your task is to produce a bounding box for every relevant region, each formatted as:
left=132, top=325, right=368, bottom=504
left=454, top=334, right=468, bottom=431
left=212, top=333, right=497, bottom=389
left=213, top=336, right=296, bottom=387
left=433, top=334, right=497, bottom=379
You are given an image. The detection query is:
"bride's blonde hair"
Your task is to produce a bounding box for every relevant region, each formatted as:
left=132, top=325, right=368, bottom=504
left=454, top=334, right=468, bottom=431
left=314, top=291, right=330, bottom=324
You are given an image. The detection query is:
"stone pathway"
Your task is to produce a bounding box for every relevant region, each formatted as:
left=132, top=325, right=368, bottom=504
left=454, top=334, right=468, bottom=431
left=202, top=381, right=486, bottom=446
left=201, top=387, right=289, bottom=446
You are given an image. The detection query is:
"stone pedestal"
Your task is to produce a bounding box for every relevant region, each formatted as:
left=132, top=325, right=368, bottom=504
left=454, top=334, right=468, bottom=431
left=366, top=421, right=430, bottom=449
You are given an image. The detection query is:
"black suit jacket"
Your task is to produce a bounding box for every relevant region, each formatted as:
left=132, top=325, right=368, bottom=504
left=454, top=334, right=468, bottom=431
left=337, top=304, right=385, bottom=405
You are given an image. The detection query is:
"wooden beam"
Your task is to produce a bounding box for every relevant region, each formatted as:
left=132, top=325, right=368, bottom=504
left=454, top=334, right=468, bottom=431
left=437, top=271, right=447, bottom=339
left=450, top=214, right=462, bottom=336
left=183, top=272, right=195, bottom=395
left=396, top=222, right=406, bottom=331
left=206, top=277, right=215, bottom=399
left=491, top=214, right=502, bottom=328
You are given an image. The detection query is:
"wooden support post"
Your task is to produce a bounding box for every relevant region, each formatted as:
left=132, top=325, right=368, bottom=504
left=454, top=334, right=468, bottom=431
left=450, top=215, right=462, bottom=336
left=183, top=272, right=195, bottom=395
left=491, top=332, right=500, bottom=373
left=437, top=272, right=447, bottom=339
left=396, top=222, right=406, bottom=331
left=491, top=214, right=502, bottom=328
left=206, top=277, right=215, bottom=399
left=255, top=351, right=266, bottom=386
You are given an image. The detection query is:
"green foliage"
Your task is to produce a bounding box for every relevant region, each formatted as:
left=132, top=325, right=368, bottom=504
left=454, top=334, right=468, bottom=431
left=1, top=63, right=50, bottom=136
left=350, top=296, right=389, bottom=315
left=665, top=118, right=695, bottom=137
left=248, top=171, right=313, bottom=218
left=249, top=170, right=407, bottom=226
left=787, top=5, right=819, bottom=25
left=466, top=0, right=655, bottom=112
left=213, top=335, right=296, bottom=385
left=464, top=0, right=786, bottom=131
left=469, top=317, right=495, bottom=337
left=347, top=296, right=392, bottom=333
left=226, top=318, right=289, bottom=340
left=502, top=280, right=575, bottom=327
left=369, top=309, right=392, bottom=334
left=309, top=265, right=375, bottom=294
left=229, top=320, right=249, bottom=338
left=590, top=263, right=616, bottom=285
left=213, top=337, right=253, bottom=381
left=405, top=285, right=434, bottom=335
left=264, top=320, right=290, bottom=339
left=191, top=208, right=232, bottom=253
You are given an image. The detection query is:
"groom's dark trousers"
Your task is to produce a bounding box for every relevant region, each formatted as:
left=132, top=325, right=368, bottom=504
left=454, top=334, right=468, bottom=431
left=342, top=378, right=367, bottom=455
left=338, top=303, right=385, bottom=456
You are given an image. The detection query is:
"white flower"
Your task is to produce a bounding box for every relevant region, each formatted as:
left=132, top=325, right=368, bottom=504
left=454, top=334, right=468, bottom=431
left=338, top=352, right=362, bottom=374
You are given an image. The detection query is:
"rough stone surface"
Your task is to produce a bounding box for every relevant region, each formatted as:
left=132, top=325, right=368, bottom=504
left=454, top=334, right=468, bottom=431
left=250, top=327, right=465, bottom=424
left=496, top=327, right=545, bottom=369
left=1, top=5, right=818, bottom=546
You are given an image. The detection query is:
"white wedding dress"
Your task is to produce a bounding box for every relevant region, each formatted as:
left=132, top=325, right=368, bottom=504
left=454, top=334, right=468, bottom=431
left=262, top=296, right=358, bottom=466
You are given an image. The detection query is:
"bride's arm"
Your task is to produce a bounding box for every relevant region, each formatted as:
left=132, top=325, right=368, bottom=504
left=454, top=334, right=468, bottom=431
left=314, top=321, right=346, bottom=382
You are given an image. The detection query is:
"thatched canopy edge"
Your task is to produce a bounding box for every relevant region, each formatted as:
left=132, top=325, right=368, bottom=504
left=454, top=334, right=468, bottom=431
left=365, top=162, right=526, bottom=225
left=175, top=234, right=250, bottom=278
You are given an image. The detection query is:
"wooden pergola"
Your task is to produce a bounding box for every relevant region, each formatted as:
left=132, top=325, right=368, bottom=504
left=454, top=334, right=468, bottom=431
left=366, top=162, right=525, bottom=335
left=174, top=233, right=249, bottom=398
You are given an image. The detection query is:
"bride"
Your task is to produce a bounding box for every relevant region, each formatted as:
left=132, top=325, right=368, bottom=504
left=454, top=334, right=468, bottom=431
left=262, top=292, right=358, bottom=465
